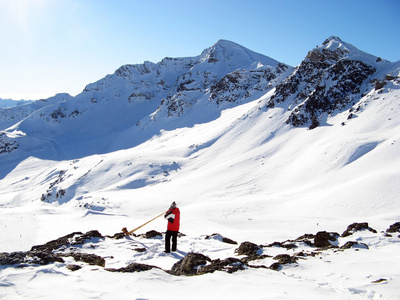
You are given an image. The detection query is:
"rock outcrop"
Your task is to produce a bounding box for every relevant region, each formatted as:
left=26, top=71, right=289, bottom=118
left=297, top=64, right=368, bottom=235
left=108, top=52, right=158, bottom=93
left=267, top=36, right=383, bottom=129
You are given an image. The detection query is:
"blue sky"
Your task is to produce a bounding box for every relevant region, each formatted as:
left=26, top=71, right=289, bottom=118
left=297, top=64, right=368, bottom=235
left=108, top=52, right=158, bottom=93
left=1, top=0, right=399, bottom=100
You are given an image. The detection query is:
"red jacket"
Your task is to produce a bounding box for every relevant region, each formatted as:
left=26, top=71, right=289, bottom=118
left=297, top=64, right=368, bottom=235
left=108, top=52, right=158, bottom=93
left=165, top=207, right=180, bottom=231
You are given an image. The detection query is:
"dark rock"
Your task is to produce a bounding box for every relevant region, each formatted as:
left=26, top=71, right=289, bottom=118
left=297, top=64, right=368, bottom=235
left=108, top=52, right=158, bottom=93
left=341, top=222, right=377, bottom=237
left=0, top=251, right=64, bottom=266
left=314, top=231, right=339, bottom=247
left=170, top=253, right=211, bottom=276
left=235, top=241, right=260, bottom=258
left=205, top=233, right=238, bottom=245
left=27, top=251, right=64, bottom=265
left=340, top=241, right=369, bottom=250
left=31, top=232, right=82, bottom=252
left=264, top=241, right=284, bottom=248
left=66, top=253, right=105, bottom=267
left=372, top=278, right=388, bottom=284
left=269, top=40, right=376, bottom=129
left=145, top=230, right=162, bottom=239
left=31, top=230, right=104, bottom=252
left=294, top=234, right=315, bottom=246
left=133, top=247, right=147, bottom=253
left=294, top=251, right=307, bottom=257
left=221, top=237, right=237, bottom=245
left=374, top=80, right=386, bottom=90
left=106, top=262, right=157, bottom=273
left=240, top=254, right=271, bottom=265
left=269, top=262, right=282, bottom=271
left=197, top=257, right=246, bottom=275
left=273, top=254, right=297, bottom=264
left=106, top=232, right=126, bottom=239
left=0, top=133, right=19, bottom=154
left=264, top=241, right=298, bottom=249
left=282, top=243, right=298, bottom=250
left=386, top=222, right=400, bottom=233
left=0, top=252, right=27, bottom=265
left=385, top=75, right=396, bottom=80
left=66, top=264, right=82, bottom=271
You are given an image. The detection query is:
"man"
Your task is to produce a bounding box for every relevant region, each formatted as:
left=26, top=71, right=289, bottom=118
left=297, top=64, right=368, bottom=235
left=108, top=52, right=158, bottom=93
left=164, top=201, right=180, bottom=253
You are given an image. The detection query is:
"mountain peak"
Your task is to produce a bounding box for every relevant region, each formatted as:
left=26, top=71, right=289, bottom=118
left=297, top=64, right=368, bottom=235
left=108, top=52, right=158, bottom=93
left=213, top=39, right=240, bottom=47
left=200, top=39, right=280, bottom=68
left=306, top=36, right=389, bottom=65
left=323, top=36, right=342, bottom=45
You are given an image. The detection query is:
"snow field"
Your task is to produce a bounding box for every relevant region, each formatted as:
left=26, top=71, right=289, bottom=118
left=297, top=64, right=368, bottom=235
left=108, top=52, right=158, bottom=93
left=1, top=56, right=400, bottom=299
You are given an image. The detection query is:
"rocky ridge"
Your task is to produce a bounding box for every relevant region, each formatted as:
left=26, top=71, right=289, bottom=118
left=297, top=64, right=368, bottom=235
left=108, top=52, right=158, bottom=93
left=0, top=40, right=292, bottom=158
left=267, top=36, right=397, bottom=129
left=1, top=222, right=398, bottom=277
left=1, top=37, right=399, bottom=160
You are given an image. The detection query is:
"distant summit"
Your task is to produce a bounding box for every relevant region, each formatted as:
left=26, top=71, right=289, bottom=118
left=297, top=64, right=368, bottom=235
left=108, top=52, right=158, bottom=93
left=268, top=36, right=397, bottom=129
left=0, top=99, right=34, bottom=109
left=200, top=39, right=280, bottom=68
left=1, top=40, right=292, bottom=159
left=308, top=36, right=390, bottom=65
left=1, top=37, right=398, bottom=161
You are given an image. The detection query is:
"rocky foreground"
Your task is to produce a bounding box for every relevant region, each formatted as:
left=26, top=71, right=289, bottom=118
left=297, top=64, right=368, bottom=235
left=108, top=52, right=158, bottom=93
left=1, top=222, right=399, bottom=277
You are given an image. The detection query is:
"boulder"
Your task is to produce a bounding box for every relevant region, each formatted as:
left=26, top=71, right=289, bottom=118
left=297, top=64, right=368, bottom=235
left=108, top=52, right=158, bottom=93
left=28, top=251, right=64, bottom=265
left=269, top=262, right=282, bottom=271
left=0, top=251, right=64, bottom=266
left=264, top=241, right=298, bottom=249
left=386, top=222, right=400, bottom=233
left=145, top=230, right=162, bottom=239
left=65, top=253, right=105, bottom=267
left=170, top=253, right=211, bottom=276
left=340, top=241, right=369, bottom=250
left=205, top=233, right=238, bottom=245
left=341, top=222, right=376, bottom=237
left=31, top=230, right=104, bottom=252
left=235, top=241, right=260, bottom=258
left=273, top=254, right=297, bottom=264
left=294, top=234, right=315, bottom=246
left=66, top=264, right=82, bottom=271
left=106, top=263, right=157, bottom=273
left=106, top=232, right=126, bottom=239
left=0, top=252, right=27, bottom=265
left=133, top=247, right=146, bottom=253
left=197, top=257, right=246, bottom=274
left=314, top=231, right=339, bottom=248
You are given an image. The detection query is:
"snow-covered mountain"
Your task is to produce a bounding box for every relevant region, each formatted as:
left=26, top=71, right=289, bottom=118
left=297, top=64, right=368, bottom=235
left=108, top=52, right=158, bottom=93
left=0, top=40, right=292, bottom=160
left=268, top=36, right=399, bottom=128
left=0, top=93, right=72, bottom=131
left=0, top=99, right=34, bottom=109
left=0, top=37, right=399, bottom=299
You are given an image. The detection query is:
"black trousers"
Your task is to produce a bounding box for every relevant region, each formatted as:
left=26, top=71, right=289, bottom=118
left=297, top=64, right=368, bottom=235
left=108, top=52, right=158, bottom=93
left=165, top=230, right=178, bottom=252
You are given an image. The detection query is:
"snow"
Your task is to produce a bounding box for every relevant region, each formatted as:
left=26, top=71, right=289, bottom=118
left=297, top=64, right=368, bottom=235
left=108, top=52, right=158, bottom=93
left=0, top=99, right=34, bottom=109
left=1, top=39, right=400, bottom=299
left=318, top=36, right=392, bottom=68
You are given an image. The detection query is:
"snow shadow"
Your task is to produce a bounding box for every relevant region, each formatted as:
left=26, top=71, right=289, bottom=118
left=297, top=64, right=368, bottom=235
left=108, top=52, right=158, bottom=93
left=345, top=141, right=379, bottom=165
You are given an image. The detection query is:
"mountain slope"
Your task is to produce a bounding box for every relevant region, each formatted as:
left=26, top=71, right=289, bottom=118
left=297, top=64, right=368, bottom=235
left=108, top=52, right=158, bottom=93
left=0, top=40, right=291, bottom=162
left=267, top=36, right=398, bottom=129
left=0, top=37, right=399, bottom=299
left=0, top=93, right=72, bottom=131
left=0, top=37, right=399, bottom=212
left=0, top=99, right=34, bottom=109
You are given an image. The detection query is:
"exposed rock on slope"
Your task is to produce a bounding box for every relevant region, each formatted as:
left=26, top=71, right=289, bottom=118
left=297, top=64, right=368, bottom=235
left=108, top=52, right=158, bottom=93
left=267, top=36, right=392, bottom=129
left=2, top=222, right=398, bottom=277
left=0, top=40, right=291, bottom=159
